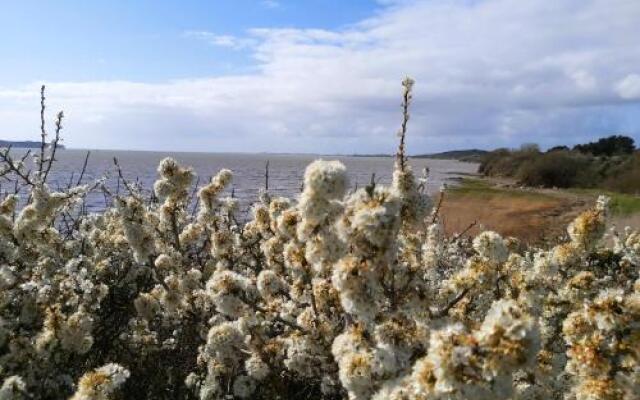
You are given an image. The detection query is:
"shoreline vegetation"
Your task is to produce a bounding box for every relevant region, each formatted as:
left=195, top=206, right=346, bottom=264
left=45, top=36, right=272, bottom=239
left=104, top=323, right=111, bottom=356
left=1, top=80, right=640, bottom=399
left=440, top=134, right=640, bottom=244
left=479, top=136, right=640, bottom=193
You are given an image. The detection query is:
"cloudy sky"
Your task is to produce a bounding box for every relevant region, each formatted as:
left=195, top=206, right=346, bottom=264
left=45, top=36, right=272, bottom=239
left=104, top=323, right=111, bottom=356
left=1, top=0, right=639, bottom=154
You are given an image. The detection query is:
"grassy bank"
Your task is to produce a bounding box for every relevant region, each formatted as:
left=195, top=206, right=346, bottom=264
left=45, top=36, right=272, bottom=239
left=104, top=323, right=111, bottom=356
left=567, top=188, right=640, bottom=216
left=440, top=178, right=640, bottom=244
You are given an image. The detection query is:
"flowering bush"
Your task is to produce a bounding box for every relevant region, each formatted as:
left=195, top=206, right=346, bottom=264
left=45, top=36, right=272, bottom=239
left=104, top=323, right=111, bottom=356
left=0, top=80, right=638, bottom=400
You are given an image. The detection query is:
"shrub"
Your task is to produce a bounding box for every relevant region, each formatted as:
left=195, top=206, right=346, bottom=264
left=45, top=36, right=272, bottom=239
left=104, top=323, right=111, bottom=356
left=480, top=142, right=639, bottom=190
left=516, top=151, right=594, bottom=188
left=547, top=145, right=569, bottom=152
left=573, top=134, right=635, bottom=156
left=603, top=152, right=640, bottom=194
left=0, top=81, right=639, bottom=400
left=478, top=148, right=540, bottom=178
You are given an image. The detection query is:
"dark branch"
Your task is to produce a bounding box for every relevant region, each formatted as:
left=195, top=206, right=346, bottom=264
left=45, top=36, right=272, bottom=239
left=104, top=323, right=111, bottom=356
left=431, top=287, right=469, bottom=318
left=76, top=150, right=91, bottom=185
left=431, top=191, right=445, bottom=223
left=42, top=110, right=64, bottom=183
left=39, top=85, right=46, bottom=175
left=452, top=220, right=478, bottom=242
left=265, top=160, right=270, bottom=191
left=0, top=147, right=35, bottom=186
left=113, top=157, right=138, bottom=197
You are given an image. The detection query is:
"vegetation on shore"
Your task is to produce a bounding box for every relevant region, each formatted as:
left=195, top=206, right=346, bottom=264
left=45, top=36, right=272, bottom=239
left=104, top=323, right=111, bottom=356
left=479, top=135, right=640, bottom=193
left=413, top=149, right=488, bottom=163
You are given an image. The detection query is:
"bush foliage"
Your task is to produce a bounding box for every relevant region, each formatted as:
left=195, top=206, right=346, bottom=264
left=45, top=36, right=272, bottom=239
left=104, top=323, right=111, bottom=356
left=573, top=135, right=635, bottom=157
left=479, top=136, right=639, bottom=191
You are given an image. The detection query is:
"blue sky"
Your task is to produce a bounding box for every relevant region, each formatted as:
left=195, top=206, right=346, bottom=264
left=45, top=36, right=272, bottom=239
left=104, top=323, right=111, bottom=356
left=1, top=0, right=639, bottom=154
left=0, top=1, right=376, bottom=84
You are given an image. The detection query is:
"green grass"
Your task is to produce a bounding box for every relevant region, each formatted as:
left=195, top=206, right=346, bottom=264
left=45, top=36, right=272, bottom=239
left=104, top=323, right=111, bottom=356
left=447, top=178, right=493, bottom=194
left=568, top=188, right=640, bottom=216
left=451, top=178, right=640, bottom=216
left=449, top=178, right=556, bottom=200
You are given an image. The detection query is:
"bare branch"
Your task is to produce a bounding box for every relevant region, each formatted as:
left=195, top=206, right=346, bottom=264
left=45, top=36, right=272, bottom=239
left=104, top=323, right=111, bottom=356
left=76, top=150, right=91, bottom=185
left=365, top=173, right=376, bottom=197
left=431, top=191, right=445, bottom=223
left=452, top=220, right=478, bottom=242
left=170, top=209, right=182, bottom=251
left=396, top=77, right=414, bottom=172
left=42, top=110, right=64, bottom=183
left=190, top=176, right=200, bottom=216
left=252, top=303, right=309, bottom=334
left=265, top=160, right=270, bottom=191
left=431, top=287, right=469, bottom=319
left=39, top=85, right=46, bottom=175
left=0, top=147, right=35, bottom=186
left=113, top=157, right=138, bottom=197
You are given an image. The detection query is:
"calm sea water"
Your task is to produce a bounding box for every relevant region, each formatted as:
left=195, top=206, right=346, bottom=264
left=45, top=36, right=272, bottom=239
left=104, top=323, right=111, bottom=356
left=15, top=149, right=478, bottom=213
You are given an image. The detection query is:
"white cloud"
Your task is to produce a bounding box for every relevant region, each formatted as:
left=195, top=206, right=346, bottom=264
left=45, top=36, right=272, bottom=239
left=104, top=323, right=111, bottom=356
left=261, top=0, right=281, bottom=9
left=569, top=70, right=597, bottom=91
left=183, top=31, right=257, bottom=50
left=616, top=74, right=640, bottom=100
left=2, top=0, right=640, bottom=153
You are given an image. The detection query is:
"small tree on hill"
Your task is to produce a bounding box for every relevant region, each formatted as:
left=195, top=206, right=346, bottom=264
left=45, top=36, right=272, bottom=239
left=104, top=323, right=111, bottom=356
left=573, top=134, right=635, bottom=156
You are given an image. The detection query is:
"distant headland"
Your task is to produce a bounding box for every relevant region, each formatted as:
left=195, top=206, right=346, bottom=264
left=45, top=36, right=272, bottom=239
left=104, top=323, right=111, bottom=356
left=0, top=140, right=65, bottom=149
left=349, top=149, right=488, bottom=162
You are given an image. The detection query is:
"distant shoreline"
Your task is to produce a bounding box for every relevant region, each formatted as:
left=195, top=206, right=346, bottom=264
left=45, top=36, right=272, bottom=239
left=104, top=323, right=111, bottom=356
left=53, top=147, right=485, bottom=160
left=0, top=140, right=65, bottom=150
left=2, top=142, right=486, bottom=164
left=21, top=146, right=480, bottom=159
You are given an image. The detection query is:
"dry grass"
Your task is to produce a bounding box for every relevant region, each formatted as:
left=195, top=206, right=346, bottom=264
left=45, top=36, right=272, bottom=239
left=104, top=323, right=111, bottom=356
left=608, top=213, right=640, bottom=231
left=440, top=179, right=588, bottom=245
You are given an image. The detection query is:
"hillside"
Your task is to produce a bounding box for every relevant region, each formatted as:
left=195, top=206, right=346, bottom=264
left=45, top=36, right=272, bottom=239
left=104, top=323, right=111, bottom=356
left=413, top=149, right=487, bottom=162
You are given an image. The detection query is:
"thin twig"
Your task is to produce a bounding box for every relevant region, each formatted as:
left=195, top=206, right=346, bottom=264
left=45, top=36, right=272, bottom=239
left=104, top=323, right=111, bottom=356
left=170, top=209, right=182, bottom=251
left=113, top=157, right=138, bottom=197
left=66, top=172, right=75, bottom=190
left=18, top=149, right=32, bottom=165
left=252, top=303, right=309, bottom=334
left=0, top=147, right=35, bottom=186
left=431, top=191, right=445, bottom=223
left=42, top=110, right=64, bottom=183
left=265, top=160, right=269, bottom=191
left=365, top=173, right=376, bottom=197
left=76, top=150, right=91, bottom=185
left=190, top=176, right=200, bottom=216
left=38, top=85, right=46, bottom=175
left=452, top=220, right=477, bottom=242
left=396, top=77, right=414, bottom=172
left=431, top=287, right=469, bottom=318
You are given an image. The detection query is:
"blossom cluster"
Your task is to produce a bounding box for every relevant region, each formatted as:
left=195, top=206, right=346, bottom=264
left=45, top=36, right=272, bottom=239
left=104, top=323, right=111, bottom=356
left=0, top=79, right=638, bottom=400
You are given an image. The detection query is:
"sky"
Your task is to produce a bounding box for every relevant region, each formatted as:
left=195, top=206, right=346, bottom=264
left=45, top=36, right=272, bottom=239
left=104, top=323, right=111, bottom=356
left=0, top=0, right=639, bottom=154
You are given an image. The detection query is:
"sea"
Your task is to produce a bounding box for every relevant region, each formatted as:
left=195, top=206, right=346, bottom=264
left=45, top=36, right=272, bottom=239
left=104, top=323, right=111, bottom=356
left=8, top=149, right=479, bottom=214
